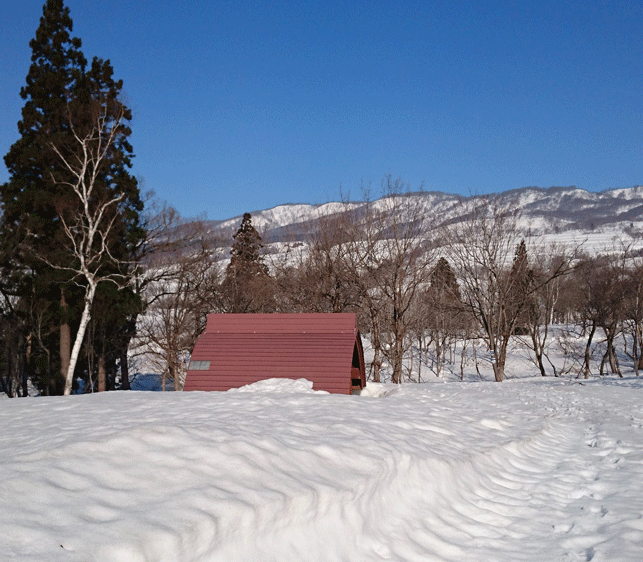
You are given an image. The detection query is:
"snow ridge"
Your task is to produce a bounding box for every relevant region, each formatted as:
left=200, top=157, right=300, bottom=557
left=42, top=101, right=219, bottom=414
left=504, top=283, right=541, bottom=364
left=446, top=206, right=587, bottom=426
left=208, top=186, right=643, bottom=246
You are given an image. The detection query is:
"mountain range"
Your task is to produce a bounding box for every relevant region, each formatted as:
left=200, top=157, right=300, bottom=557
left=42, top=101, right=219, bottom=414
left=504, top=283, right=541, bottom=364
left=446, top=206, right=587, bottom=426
left=207, top=186, right=643, bottom=248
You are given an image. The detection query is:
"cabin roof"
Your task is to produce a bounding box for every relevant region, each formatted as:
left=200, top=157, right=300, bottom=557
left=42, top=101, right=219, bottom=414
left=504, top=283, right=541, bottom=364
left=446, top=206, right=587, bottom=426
left=183, top=313, right=366, bottom=394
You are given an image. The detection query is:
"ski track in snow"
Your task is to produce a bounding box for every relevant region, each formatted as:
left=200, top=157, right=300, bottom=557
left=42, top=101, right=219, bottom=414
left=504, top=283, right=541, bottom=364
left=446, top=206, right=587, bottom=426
left=1, top=378, right=643, bottom=562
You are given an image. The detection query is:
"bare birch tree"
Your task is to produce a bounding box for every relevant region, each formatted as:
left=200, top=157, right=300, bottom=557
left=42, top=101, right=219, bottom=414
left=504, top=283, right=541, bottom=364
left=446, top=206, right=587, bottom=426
left=48, top=102, right=134, bottom=395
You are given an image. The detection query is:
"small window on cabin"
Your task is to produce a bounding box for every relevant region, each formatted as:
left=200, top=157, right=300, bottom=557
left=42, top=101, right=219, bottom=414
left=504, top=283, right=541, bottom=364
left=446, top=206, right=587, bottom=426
left=188, top=360, right=210, bottom=370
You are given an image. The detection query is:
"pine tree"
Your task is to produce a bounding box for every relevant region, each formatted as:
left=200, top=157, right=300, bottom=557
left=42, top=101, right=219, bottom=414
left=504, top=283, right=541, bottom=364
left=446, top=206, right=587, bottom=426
left=0, top=0, right=144, bottom=394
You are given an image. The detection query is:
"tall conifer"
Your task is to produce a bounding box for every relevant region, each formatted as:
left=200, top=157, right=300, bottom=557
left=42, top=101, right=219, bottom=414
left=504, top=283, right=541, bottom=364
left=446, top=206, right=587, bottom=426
left=221, top=213, right=272, bottom=313
left=0, top=0, right=144, bottom=394
left=227, top=213, right=268, bottom=279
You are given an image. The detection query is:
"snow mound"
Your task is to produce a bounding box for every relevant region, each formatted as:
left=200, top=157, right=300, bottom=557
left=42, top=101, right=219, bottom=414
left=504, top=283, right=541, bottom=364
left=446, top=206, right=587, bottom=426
left=358, top=381, right=400, bottom=397
left=227, top=377, right=325, bottom=394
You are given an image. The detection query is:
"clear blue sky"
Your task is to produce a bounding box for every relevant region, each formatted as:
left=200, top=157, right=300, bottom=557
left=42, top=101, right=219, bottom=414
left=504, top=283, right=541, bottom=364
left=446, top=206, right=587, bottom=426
left=1, top=0, right=642, bottom=220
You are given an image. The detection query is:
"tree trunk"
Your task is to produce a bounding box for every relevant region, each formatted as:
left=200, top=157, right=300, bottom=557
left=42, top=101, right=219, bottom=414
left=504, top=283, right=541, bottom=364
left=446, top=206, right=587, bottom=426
left=636, top=323, right=643, bottom=373
left=370, top=320, right=382, bottom=383
left=492, top=340, right=506, bottom=382
left=371, top=349, right=381, bottom=382
left=60, top=322, right=71, bottom=392
left=529, top=321, right=549, bottom=377
left=119, top=318, right=137, bottom=390
left=460, top=338, right=467, bottom=380
left=60, top=289, right=71, bottom=394
left=608, top=338, right=621, bottom=376
left=97, top=351, right=106, bottom=392
left=22, top=333, right=31, bottom=397
left=63, top=282, right=97, bottom=396
left=492, top=357, right=505, bottom=381
left=532, top=332, right=547, bottom=376
left=5, top=338, right=16, bottom=397
left=600, top=324, right=620, bottom=376
left=43, top=347, right=52, bottom=396
left=174, top=362, right=183, bottom=391
left=120, top=348, right=131, bottom=390
left=583, top=321, right=597, bottom=379
left=599, top=351, right=607, bottom=377
left=417, top=335, right=422, bottom=382
left=391, top=329, right=404, bottom=384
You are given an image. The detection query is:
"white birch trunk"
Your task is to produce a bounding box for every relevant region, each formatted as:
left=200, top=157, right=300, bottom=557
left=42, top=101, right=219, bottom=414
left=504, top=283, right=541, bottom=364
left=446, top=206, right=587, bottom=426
left=63, top=280, right=97, bottom=396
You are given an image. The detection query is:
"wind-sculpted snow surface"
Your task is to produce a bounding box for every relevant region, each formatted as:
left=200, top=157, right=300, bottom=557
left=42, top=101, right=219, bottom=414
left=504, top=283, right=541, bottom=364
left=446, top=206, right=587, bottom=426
left=2, top=378, right=643, bottom=561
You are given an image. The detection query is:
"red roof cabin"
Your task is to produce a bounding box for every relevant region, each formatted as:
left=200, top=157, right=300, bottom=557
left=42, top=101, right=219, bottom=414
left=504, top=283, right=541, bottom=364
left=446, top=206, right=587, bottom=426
left=183, top=313, right=366, bottom=395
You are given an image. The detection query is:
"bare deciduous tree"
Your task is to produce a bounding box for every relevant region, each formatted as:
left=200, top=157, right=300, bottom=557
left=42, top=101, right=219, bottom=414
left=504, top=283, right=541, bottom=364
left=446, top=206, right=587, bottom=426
left=133, top=208, right=221, bottom=391
left=624, top=260, right=643, bottom=376
left=444, top=201, right=523, bottom=381
left=273, top=210, right=361, bottom=314
left=572, top=254, right=628, bottom=378
left=345, top=178, right=436, bottom=384
left=444, top=200, right=574, bottom=381
left=523, top=251, right=569, bottom=377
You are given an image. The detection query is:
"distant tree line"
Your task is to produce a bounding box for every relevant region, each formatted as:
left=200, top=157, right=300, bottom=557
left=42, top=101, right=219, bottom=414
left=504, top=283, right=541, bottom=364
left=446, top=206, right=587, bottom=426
left=127, top=178, right=643, bottom=392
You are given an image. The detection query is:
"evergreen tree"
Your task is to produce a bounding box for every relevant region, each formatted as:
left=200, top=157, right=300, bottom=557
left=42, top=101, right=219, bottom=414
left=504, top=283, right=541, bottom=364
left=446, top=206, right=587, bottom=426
left=2, top=0, right=86, bottom=243
left=227, top=213, right=268, bottom=278
left=510, top=240, right=530, bottom=284
left=507, top=239, right=533, bottom=333
left=429, top=257, right=461, bottom=304
left=221, top=213, right=272, bottom=313
left=0, top=0, right=144, bottom=394
left=423, top=257, right=464, bottom=377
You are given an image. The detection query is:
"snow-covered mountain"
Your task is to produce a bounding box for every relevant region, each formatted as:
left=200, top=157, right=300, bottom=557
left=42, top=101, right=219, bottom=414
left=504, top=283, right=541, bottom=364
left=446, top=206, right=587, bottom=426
left=208, top=185, right=643, bottom=247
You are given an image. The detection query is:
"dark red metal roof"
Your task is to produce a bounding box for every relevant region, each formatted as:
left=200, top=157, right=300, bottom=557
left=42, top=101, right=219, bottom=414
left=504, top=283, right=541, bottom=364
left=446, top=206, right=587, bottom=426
left=183, top=313, right=366, bottom=395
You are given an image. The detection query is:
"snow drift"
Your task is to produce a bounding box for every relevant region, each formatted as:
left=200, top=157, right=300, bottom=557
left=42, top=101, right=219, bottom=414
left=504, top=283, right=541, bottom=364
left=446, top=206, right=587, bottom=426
left=2, top=377, right=643, bottom=561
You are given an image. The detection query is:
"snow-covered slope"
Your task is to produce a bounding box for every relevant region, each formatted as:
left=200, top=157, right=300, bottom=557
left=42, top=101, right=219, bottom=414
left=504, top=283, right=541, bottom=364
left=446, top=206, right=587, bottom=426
left=209, top=186, right=643, bottom=247
left=2, top=376, right=643, bottom=562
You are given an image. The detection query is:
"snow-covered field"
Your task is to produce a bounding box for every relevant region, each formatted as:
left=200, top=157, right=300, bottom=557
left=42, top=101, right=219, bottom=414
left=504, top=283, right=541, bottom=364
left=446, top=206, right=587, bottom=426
left=2, top=376, right=643, bottom=562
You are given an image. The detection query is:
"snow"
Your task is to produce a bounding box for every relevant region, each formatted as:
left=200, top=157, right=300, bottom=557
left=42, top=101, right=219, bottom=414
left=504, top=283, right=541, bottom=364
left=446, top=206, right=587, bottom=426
left=3, top=376, right=643, bottom=561
left=215, top=201, right=362, bottom=232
